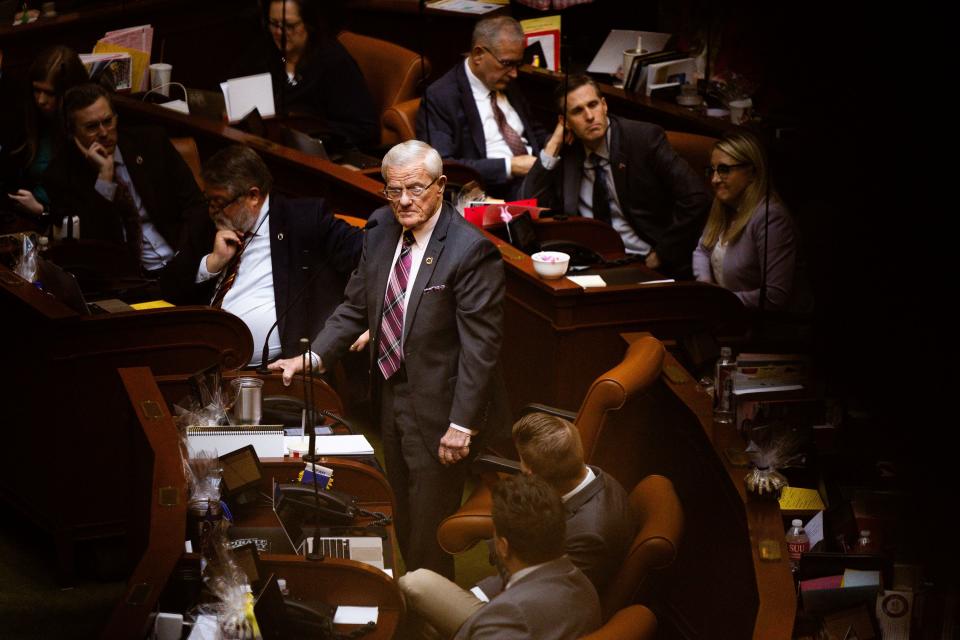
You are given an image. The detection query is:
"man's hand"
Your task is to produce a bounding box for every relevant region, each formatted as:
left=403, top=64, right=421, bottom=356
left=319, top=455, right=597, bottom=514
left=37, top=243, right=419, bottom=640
left=349, top=329, right=370, bottom=352
left=8, top=190, right=44, bottom=215
left=509, top=154, right=537, bottom=177
left=268, top=356, right=311, bottom=386
left=205, top=229, right=244, bottom=273
left=438, top=427, right=471, bottom=466
left=645, top=250, right=661, bottom=270
left=75, top=137, right=114, bottom=182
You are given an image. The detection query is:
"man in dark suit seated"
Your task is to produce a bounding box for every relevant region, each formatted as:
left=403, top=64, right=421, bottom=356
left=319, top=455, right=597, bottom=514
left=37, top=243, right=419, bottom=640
left=44, top=83, right=207, bottom=278
left=159, top=144, right=362, bottom=367
left=404, top=474, right=602, bottom=640
left=416, top=16, right=547, bottom=199
left=399, top=412, right=634, bottom=636
left=520, top=74, right=711, bottom=277
left=269, top=140, right=508, bottom=580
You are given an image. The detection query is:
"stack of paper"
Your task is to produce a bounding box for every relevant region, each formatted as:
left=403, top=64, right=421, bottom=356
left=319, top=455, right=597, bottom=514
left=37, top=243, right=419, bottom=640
left=94, top=24, right=154, bottom=92
left=80, top=53, right=133, bottom=92
left=285, top=434, right=374, bottom=456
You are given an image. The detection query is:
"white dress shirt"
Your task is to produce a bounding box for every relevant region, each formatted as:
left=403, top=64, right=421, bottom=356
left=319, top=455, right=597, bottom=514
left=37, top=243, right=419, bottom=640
left=196, top=196, right=280, bottom=366
left=561, top=466, right=596, bottom=503
left=464, top=59, right=533, bottom=178
left=95, top=148, right=175, bottom=270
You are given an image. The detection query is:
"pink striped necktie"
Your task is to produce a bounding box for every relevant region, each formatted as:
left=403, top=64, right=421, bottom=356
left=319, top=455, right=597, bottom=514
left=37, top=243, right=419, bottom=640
left=490, top=91, right=528, bottom=157
left=377, top=230, right=415, bottom=380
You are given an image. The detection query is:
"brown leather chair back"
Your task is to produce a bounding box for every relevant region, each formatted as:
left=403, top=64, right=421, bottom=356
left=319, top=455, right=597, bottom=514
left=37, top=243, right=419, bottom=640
left=170, top=136, right=204, bottom=189
left=381, top=97, right=420, bottom=144
left=580, top=605, right=657, bottom=640
left=601, top=474, right=683, bottom=620
left=665, top=130, right=718, bottom=187
left=337, top=32, right=431, bottom=147
left=575, top=333, right=665, bottom=466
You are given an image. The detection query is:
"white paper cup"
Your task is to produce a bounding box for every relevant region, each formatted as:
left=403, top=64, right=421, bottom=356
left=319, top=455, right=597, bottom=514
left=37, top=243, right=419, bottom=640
left=149, top=63, right=173, bottom=97
left=728, top=98, right=753, bottom=124
left=622, top=48, right=646, bottom=87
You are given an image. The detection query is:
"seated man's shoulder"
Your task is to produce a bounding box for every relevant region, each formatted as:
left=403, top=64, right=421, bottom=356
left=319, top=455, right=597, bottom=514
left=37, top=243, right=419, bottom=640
left=615, top=116, right=667, bottom=142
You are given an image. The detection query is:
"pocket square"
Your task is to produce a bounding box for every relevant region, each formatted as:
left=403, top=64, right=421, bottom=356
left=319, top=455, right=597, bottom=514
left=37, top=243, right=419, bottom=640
left=423, top=284, right=447, bottom=293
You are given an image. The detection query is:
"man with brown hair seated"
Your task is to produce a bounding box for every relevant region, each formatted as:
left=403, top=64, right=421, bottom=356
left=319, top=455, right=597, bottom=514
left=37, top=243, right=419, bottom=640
left=399, top=412, right=634, bottom=637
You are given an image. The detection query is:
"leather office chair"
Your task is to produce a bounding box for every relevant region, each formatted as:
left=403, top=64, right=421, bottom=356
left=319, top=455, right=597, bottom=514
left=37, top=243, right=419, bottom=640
left=337, top=32, right=431, bottom=147
left=437, top=333, right=670, bottom=553
left=381, top=97, right=420, bottom=143
left=665, top=130, right=718, bottom=186
left=580, top=605, right=657, bottom=640
left=170, top=136, right=204, bottom=189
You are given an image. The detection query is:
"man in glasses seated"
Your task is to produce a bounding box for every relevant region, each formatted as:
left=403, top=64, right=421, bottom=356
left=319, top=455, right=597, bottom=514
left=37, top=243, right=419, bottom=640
left=44, top=83, right=207, bottom=279
left=520, top=75, right=711, bottom=277
left=159, top=144, right=362, bottom=367
left=417, top=16, right=547, bottom=199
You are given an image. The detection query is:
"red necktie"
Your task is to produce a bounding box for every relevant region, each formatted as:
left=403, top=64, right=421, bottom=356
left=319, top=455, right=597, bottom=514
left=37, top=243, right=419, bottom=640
left=210, top=240, right=246, bottom=309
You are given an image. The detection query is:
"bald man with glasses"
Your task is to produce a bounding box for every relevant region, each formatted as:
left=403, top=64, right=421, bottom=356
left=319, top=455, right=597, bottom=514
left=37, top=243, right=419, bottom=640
left=416, top=15, right=547, bottom=199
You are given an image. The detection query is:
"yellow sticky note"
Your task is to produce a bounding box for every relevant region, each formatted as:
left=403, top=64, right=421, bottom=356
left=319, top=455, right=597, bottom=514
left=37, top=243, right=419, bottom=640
left=130, top=300, right=175, bottom=310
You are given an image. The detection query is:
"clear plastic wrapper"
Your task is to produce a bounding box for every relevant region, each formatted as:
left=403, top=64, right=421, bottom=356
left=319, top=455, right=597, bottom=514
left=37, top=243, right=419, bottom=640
left=14, top=233, right=39, bottom=283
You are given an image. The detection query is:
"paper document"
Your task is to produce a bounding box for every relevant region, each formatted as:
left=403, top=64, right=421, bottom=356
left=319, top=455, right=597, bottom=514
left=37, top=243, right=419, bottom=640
left=428, top=0, right=501, bottom=14
left=334, top=606, right=379, bottom=625
left=221, top=73, right=275, bottom=123
left=804, top=510, right=825, bottom=549
left=567, top=275, right=606, bottom=288
left=285, top=434, right=374, bottom=456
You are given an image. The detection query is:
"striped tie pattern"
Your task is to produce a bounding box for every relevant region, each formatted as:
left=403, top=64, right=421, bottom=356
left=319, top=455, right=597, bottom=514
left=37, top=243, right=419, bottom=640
left=210, top=246, right=244, bottom=309
left=490, top=91, right=528, bottom=157
left=377, top=231, right=415, bottom=380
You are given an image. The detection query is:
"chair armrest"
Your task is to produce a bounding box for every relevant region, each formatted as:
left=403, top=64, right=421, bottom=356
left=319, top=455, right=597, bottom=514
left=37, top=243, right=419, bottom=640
left=437, top=484, right=494, bottom=554
left=519, top=403, right=577, bottom=422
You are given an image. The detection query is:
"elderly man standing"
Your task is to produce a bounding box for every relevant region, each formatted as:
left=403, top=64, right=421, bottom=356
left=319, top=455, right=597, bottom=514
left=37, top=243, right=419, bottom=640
left=417, top=16, right=546, bottom=199
left=271, top=140, right=507, bottom=579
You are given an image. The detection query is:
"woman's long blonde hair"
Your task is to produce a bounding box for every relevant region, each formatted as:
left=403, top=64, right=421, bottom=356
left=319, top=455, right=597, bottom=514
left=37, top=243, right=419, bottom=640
left=700, top=132, right=779, bottom=250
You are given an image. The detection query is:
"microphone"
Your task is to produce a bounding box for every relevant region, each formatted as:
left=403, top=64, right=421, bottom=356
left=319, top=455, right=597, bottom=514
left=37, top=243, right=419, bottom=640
left=257, top=216, right=378, bottom=373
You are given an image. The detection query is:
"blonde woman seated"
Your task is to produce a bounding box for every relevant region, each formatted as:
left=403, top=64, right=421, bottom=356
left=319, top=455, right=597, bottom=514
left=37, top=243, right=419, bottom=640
left=693, top=133, right=809, bottom=312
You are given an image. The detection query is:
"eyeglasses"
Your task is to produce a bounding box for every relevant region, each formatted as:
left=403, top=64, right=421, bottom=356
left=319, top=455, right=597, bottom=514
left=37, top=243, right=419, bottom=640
left=268, top=19, right=304, bottom=32
left=705, top=163, right=751, bottom=179
left=205, top=192, right=243, bottom=215
left=78, top=113, right=117, bottom=135
left=480, top=46, right=524, bottom=70
left=383, top=177, right=439, bottom=201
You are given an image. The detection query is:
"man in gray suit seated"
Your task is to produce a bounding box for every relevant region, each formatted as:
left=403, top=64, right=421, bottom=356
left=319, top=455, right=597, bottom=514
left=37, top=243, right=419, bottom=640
left=400, top=412, right=633, bottom=637
left=406, top=474, right=601, bottom=639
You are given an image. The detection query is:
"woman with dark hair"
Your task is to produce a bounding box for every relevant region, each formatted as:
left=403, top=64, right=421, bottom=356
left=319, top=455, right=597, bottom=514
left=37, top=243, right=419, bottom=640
left=693, top=132, right=810, bottom=312
left=260, top=0, right=377, bottom=148
left=2, top=45, right=88, bottom=217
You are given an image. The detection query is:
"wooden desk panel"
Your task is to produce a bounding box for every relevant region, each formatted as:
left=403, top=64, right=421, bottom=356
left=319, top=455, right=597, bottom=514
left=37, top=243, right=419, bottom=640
left=601, top=334, right=794, bottom=640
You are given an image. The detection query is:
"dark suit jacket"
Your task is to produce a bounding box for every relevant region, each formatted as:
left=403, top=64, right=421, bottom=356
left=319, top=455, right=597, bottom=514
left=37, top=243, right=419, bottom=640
left=479, top=466, right=635, bottom=597
left=43, top=125, right=205, bottom=251
left=312, top=203, right=506, bottom=456
left=521, top=114, right=710, bottom=272
left=454, top=556, right=601, bottom=640
left=416, top=62, right=547, bottom=198
left=160, top=195, right=362, bottom=358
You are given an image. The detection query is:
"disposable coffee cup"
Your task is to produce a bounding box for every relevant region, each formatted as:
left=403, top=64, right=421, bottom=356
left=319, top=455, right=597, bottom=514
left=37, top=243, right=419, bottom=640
left=622, top=48, right=646, bottom=87
left=728, top=98, right=753, bottom=125
left=149, top=62, right=173, bottom=97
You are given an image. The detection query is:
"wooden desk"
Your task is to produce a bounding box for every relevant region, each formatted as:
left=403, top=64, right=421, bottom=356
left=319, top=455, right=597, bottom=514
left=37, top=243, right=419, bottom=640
left=485, top=236, right=747, bottom=413
left=114, top=97, right=389, bottom=216
left=598, top=334, right=795, bottom=640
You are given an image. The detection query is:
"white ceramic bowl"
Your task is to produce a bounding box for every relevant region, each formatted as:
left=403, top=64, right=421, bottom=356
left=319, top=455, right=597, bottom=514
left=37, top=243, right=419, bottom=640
left=531, top=251, right=570, bottom=280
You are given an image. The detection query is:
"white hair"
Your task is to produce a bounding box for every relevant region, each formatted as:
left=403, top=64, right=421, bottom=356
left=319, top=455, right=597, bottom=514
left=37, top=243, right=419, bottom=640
left=380, top=140, right=443, bottom=181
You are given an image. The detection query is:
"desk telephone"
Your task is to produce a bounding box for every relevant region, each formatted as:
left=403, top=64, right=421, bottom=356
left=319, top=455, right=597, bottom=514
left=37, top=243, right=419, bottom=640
left=278, top=482, right=358, bottom=525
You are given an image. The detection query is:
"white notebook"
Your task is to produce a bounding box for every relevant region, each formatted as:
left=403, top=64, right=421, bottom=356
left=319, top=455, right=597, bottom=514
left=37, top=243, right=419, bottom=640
left=187, top=425, right=285, bottom=458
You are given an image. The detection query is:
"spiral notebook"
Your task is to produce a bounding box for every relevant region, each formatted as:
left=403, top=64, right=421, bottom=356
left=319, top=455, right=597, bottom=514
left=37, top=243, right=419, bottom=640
left=186, top=425, right=285, bottom=458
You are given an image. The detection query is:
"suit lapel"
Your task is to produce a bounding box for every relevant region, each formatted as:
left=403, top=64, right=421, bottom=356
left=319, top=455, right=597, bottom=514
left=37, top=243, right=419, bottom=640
left=507, top=85, right=539, bottom=155
left=118, top=133, right=154, bottom=212
left=608, top=116, right=629, bottom=203
left=268, top=199, right=290, bottom=344
left=563, top=144, right=583, bottom=215
left=371, top=215, right=403, bottom=340
left=402, top=205, right=450, bottom=345
left=457, top=63, right=487, bottom=158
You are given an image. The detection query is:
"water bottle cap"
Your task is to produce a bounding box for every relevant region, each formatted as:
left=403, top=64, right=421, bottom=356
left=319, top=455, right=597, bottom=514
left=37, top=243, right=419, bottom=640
left=791, top=519, right=803, bottom=527
left=277, top=578, right=287, bottom=590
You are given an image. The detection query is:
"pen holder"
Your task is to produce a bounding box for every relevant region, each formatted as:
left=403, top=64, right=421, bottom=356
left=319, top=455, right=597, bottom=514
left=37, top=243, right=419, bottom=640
left=230, top=377, right=263, bottom=425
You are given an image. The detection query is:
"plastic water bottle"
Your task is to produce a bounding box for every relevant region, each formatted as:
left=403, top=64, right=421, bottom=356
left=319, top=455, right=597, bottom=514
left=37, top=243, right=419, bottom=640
left=713, top=347, right=736, bottom=424
left=855, top=530, right=874, bottom=553
left=785, top=519, right=809, bottom=571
